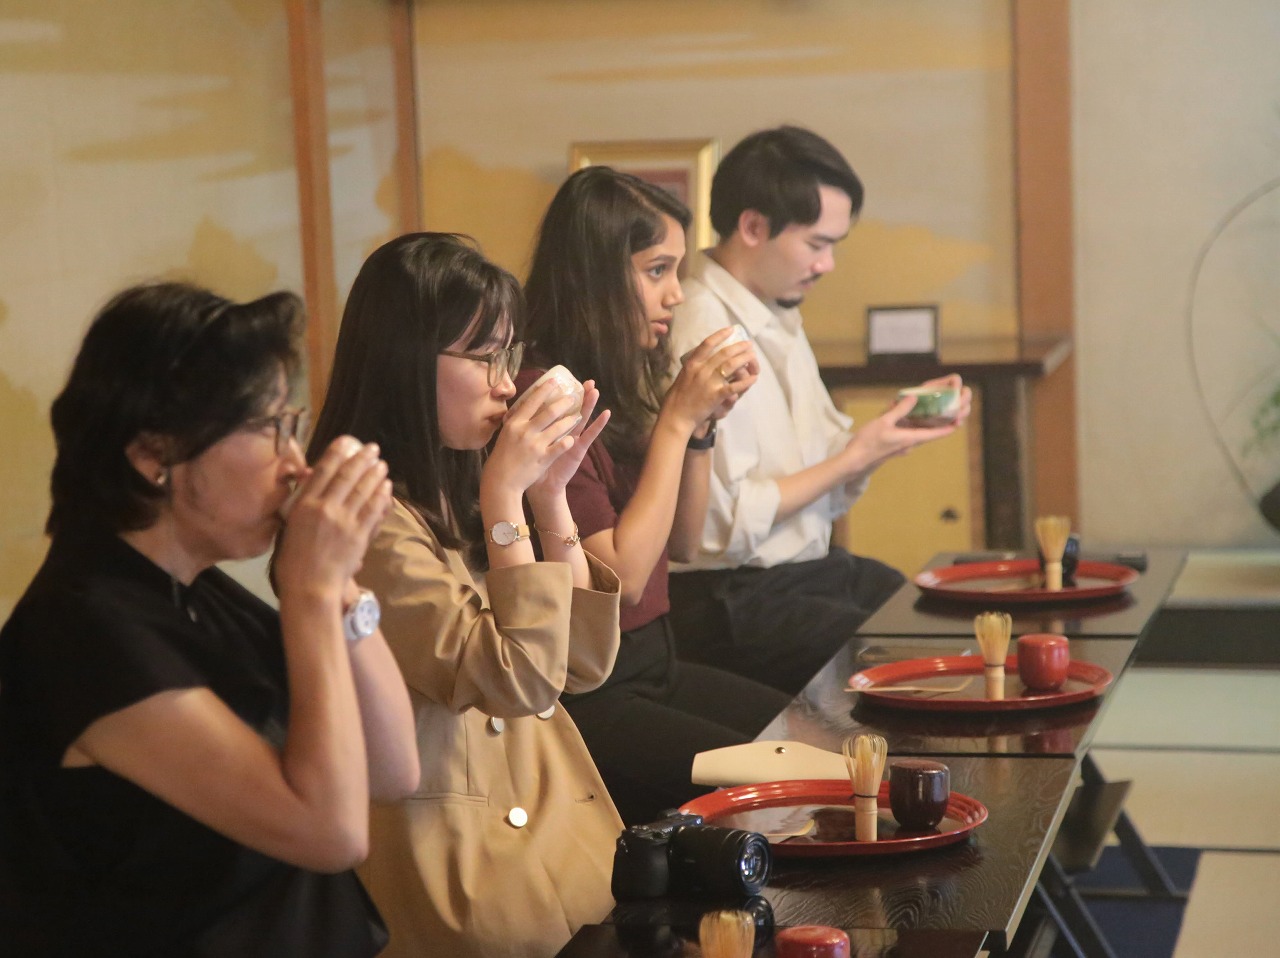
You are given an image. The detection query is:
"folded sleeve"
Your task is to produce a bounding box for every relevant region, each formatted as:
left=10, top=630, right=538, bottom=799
left=360, top=501, right=593, bottom=718
left=562, top=553, right=622, bottom=693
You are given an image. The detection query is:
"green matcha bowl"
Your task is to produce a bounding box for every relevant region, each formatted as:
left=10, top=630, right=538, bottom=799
left=897, top=386, right=960, bottom=427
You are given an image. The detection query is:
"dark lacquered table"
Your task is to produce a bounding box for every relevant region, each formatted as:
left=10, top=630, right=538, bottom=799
left=558, top=755, right=1070, bottom=957
left=759, top=754, right=1076, bottom=951
left=857, top=548, right=1187, bottom=638
left=556, top=550, right=1185, bottom=958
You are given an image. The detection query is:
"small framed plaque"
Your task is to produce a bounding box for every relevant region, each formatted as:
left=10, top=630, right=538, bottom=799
left=866, top=305, right=939, bottom=363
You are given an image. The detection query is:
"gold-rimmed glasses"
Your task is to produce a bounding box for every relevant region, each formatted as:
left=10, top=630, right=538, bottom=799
left=439, top=342, right=525, bottom=388
left=244, top=406, right=311, bottom=454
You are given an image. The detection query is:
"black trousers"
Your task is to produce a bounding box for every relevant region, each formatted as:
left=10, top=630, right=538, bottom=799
left=562, top=615, right=790, bottom=826
left=666, top=546, right=906, bottom=696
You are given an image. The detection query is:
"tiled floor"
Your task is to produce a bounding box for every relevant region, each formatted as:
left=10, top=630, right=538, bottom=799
left=1088, top=666, right=1280, bottom=957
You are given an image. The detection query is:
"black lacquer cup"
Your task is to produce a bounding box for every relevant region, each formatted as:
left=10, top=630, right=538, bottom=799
left=889, top=759, right=950, bottom=830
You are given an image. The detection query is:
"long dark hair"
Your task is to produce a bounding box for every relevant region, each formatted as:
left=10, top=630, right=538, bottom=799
left=47, top=282, right=302, bottom=535
left=523, top=166, right=691, bottom=464
left=308, top=233, right=521, bottom=567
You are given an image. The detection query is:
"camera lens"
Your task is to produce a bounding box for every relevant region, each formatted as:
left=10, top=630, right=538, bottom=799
left=668, top=826, right=772, bottom=899
left=737, top=835, right=770, bottom=886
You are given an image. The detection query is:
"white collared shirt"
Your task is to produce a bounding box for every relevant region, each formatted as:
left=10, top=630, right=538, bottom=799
left=667, top=251, right=867, bottom=571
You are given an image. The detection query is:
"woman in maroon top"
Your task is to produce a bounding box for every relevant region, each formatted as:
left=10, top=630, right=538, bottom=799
left=519, top=166, right=791, bottom=824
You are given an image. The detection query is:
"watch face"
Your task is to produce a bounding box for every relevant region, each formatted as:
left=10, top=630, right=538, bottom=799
left=345, top=591, right=381, bottom=642
left=490, top=521, right=519, bottom=546
left=351, top=598, right=380, bottom=636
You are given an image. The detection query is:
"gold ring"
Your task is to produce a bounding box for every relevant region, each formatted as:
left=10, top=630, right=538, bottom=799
left=718, top=365, right=731, bottom=381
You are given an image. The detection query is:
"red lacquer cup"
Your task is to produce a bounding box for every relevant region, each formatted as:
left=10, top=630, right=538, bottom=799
left=1017, top=633, right=1070, bottom=692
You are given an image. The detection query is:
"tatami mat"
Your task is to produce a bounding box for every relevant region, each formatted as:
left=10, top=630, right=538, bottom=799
left=1173, top=852, right=1280, bottom=958
left=1093, top=666, right=1280, bottom=751
left=1087, top=665, right=1280, bottom=956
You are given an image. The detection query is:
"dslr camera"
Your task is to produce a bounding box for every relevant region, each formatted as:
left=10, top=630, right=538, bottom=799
left=611, top=811, right=771, bottom=901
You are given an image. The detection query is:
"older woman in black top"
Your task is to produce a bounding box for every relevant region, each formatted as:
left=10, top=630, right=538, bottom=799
left=0, top=283, right=418, bottom=956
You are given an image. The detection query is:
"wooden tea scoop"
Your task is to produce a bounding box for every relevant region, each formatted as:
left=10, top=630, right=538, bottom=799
left=852, top=676, right=975, bottom=695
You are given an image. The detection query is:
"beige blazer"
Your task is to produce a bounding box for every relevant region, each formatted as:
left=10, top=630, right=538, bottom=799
left=356, top=500, right=624, bottom=958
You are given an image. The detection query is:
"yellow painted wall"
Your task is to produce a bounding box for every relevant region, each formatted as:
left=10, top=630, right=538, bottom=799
left=836, top=387, right=981, bottom=576
left=0, top=0, right=397, bottom=616
left=413, top=0, right=1018, bottom=342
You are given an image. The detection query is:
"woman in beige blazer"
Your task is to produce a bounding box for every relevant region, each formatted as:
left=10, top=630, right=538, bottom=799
left=308, top=233, right=624, bottom=958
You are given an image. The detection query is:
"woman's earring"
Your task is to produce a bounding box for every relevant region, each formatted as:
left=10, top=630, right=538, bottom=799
left=155, top=468, right=169, bottom=488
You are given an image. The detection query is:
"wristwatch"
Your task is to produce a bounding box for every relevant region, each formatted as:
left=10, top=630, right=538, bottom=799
left=343, top=589, right=381, bottom=644
left=489, top=520, right=532, bottom=546
left=686, top=418, right=717, bottom=450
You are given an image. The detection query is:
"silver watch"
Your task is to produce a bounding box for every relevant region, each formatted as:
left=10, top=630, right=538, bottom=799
left=343, top=589, right=381, bottom=644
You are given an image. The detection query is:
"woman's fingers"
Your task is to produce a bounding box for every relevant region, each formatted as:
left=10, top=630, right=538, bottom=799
left=304, top=436, right=364, bottom=496
left=684, top=325, right=736, bottom=364
left=578, top=407, right=611, bottom=448
left=704, top=341, right=758, bottom=384
left=572, top=382, right=601, bottom=436
left=504, top=378, right=561, bottom=425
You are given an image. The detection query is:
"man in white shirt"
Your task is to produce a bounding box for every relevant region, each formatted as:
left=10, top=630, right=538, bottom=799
left=666, top=126, right=970, bottom=694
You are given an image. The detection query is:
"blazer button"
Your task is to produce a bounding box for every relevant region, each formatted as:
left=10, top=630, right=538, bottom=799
left=486, top=716, right=505, bottom=734
left=536, top=704, right=556, bottom=720
left=507, top=807, right=528, bottom=828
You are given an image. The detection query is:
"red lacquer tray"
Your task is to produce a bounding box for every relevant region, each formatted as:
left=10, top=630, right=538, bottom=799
left=680, top=779, right=987, bottom=858
left=914, top=559, right=1139, bottom=604
left=847, top=654, right=1113, bottom=712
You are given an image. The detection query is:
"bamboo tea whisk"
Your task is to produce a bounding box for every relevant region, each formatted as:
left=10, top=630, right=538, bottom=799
left=1035, top=515, right=1072, bottom=590
left=842, top=733, right=887, bottom=842
left=699, top=909, right=755, bottom=958
left=974, top=611, right=1013, bottom=700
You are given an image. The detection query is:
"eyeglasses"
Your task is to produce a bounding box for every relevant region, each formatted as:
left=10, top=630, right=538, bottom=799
left=440, top=342, right=525, bottom=388
left=244, top=406, right=311, bottom=455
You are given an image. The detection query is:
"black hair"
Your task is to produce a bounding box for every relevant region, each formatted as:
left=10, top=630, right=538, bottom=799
left=308, top=232, right=522, bottom=568
left=47, top=282, right=302, bottom=535
left=523, top=166, right=691, bottom=464
left=709, top=125, right=864, bottom=238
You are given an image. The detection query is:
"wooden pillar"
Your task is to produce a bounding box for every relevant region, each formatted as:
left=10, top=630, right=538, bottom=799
left=286, top=0, right=338, bottom=415
left=1012, top=0, right=1079, bottom=530
left=389, top=0, right=423, bottom=234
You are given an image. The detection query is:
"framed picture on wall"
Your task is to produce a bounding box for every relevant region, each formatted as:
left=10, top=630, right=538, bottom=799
left=569, top=138, right=719, bottom=251
left=866, top=304, right=940, bottom=363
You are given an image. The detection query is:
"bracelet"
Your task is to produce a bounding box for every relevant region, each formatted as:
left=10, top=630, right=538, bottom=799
left=686, top=418, right=717, bottom=450
left=535, top=522, right=581, bottom=547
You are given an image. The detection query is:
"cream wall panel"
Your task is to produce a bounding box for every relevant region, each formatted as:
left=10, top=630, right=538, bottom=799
left=322, top=0, right=402, bottom=303
left=412, top=0, right=1016, bottom=341
left=0, top=1, right=306, bottom=615
left=1073, top=0, right=1280, bottom=546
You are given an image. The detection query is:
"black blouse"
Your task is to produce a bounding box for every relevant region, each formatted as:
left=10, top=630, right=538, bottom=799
left=0, top=525, right=387, bottom=957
